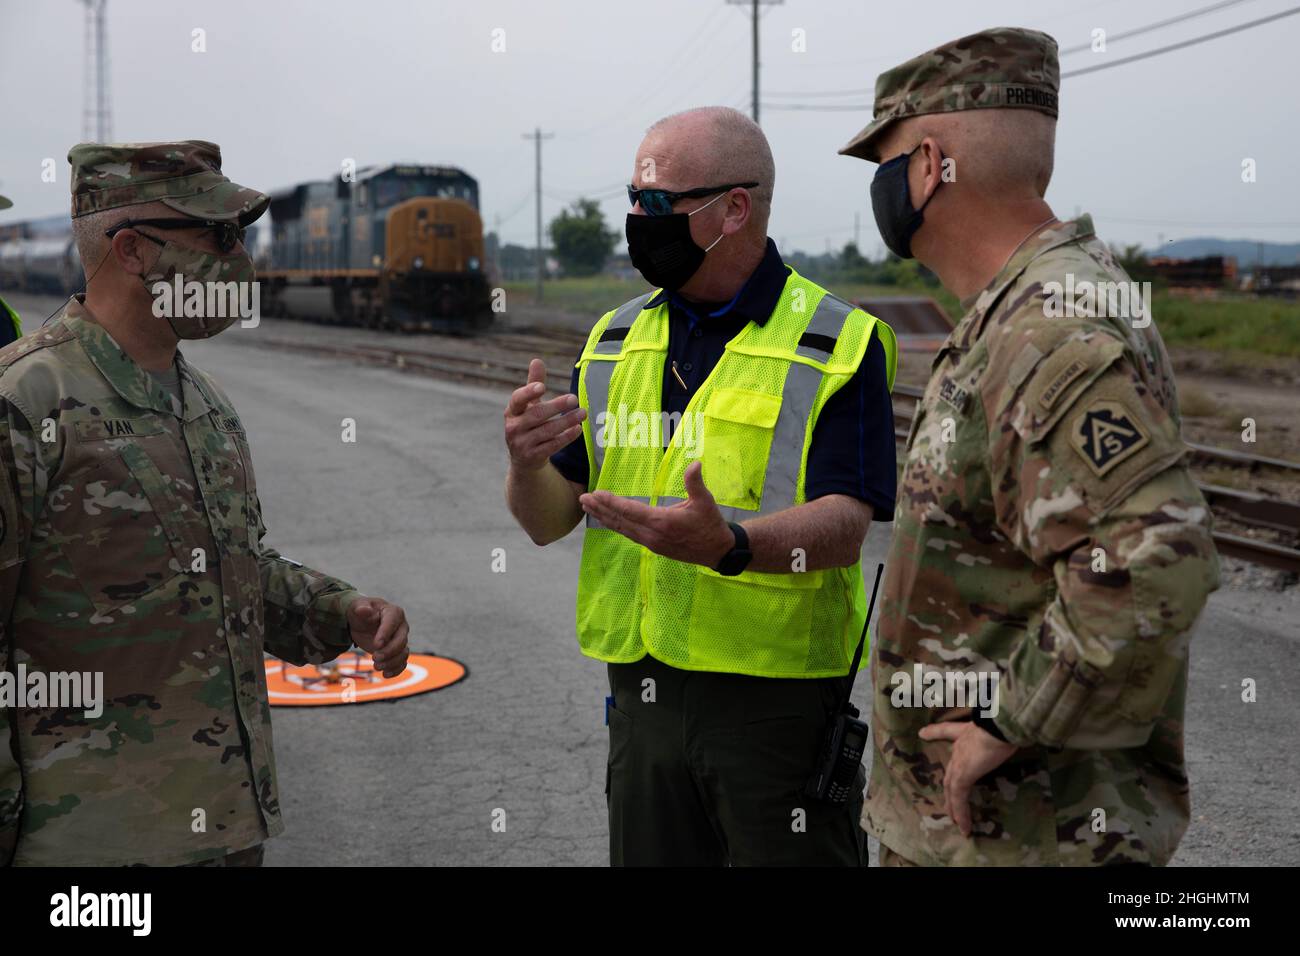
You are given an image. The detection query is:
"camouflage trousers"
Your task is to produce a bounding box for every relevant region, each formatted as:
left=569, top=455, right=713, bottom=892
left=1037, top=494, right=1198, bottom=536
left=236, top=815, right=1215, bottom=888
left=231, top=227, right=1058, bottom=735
left=878, top=845, right=920, bottom=867
left=184, top=844, right=266, bottom=867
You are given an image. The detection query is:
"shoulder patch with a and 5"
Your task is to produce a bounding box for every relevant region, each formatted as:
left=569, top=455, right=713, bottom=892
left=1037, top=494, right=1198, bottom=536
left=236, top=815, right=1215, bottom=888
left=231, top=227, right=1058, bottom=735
left=1070, top=399, right=1149, bottom=476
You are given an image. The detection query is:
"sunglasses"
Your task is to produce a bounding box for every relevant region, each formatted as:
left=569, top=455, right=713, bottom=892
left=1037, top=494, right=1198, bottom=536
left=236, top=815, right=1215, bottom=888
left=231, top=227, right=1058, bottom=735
left=627, top=181, right=759, bottom=217
left=105, top=217, right=246, bottom=253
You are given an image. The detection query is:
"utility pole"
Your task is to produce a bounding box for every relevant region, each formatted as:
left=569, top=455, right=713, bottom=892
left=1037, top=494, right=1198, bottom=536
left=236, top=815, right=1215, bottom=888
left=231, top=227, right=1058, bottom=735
left=522, top=127, right=553, bottom=303
left=80, top=0, right=111, bottom=141
left=727, top=0, right=782, bottom=126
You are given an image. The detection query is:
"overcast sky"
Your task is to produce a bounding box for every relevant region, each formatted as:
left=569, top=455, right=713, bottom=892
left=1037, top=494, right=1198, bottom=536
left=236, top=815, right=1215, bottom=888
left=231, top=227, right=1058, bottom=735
left=2, top=0, right=1298, bottom=258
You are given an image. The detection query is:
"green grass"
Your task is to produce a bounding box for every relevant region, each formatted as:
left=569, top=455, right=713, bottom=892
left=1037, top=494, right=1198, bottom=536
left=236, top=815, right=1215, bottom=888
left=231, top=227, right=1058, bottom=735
left=1148, top=294, right=1300, bottom=359
left=504, top=277, right=651, bottom=316
left=506, top=278, right=1300, bottom=361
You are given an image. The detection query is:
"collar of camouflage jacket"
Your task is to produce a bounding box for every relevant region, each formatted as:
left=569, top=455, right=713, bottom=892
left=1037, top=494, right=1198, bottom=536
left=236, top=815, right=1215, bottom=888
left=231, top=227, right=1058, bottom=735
left=63, top=295, right=216, bottom=423
left=953, top=214, right=1095, bottom=347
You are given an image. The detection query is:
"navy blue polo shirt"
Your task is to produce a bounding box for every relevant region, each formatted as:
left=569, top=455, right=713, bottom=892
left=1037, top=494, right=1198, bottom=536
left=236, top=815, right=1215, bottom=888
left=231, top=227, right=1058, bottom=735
left=550, top=238, right=896, bottom=519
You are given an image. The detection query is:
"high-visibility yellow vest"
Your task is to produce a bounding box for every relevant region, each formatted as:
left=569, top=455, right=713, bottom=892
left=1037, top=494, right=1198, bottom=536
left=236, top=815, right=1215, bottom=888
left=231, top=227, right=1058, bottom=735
left=574, top=269, right=897, bottom=678
left=0, top=296, right=20, bottom=344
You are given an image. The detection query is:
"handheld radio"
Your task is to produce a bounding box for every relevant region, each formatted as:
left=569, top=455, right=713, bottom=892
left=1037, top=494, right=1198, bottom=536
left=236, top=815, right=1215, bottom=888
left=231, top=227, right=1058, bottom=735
left=804, top=561, right=884, bottom=805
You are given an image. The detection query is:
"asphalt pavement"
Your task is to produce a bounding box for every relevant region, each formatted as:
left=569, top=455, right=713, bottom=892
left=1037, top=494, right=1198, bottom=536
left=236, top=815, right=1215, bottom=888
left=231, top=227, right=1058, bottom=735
left=5, top=293, right=1298, bottom=865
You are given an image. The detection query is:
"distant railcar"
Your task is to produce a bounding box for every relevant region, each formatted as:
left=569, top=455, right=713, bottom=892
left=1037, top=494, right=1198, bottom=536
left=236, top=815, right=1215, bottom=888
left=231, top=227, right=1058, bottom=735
left=259, top=164, right=492, bottom=332
left=1148, top=255, right=1238, bottom=289
left=0, top=215, right=81, bottom=297
left=23, top=235, right=80, bottom=294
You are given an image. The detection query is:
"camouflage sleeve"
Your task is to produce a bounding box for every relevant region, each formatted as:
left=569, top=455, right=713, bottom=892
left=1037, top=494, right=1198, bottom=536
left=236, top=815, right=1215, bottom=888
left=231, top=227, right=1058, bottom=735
left=987, top=331, right=1220, bottom=749
left=252, top=492, right=361, bottom=667
left=0, top=400, right=44, bottom=864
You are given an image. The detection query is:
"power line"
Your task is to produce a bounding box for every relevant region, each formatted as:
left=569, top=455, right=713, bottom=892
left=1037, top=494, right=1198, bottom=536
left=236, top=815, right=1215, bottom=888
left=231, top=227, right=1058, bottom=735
left=762, top=0, right=1273, bottom=101
left=548, top=178, right=627, bottom=198
left=1058, top=0, right=1256, bottom=54
left=762, top=4, right=1300, bottom=110
left=628, top=8, right=752, bottom=123
left=762, top=0, right=1134, bottom=78
left=489, top=188, right=535, bottom=229
left=1061, top=3, right=1300, bottom=77
left=762, top=102, right=872, bottom=111
left=543, top=185, right=626, bottom=204
left=765, top=87, right=869, bottom=99
left=560, top=4, right=733, bottom=139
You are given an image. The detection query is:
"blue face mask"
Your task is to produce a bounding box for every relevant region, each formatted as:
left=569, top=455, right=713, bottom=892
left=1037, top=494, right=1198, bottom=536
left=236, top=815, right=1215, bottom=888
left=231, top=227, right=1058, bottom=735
left=869, top=146, right=940, bottom=259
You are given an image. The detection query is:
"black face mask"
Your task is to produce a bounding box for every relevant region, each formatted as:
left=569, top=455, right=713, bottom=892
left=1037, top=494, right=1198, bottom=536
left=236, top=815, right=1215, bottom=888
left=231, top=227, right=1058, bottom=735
left=625, top=191, right=726, bottom=290
left=869, top=146, right=941, bottom=259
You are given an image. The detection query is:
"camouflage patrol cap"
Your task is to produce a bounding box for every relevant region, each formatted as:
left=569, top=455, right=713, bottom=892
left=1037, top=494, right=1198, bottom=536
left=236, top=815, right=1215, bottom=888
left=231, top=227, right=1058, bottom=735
left=68, top=140, right=268, bottom=225
left=839, top=27, right=1059, bottom=163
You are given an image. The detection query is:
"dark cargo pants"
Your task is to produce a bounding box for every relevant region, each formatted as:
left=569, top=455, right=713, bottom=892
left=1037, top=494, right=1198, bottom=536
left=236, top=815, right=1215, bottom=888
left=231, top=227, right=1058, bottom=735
left=606, top=654, right=866, bottom=866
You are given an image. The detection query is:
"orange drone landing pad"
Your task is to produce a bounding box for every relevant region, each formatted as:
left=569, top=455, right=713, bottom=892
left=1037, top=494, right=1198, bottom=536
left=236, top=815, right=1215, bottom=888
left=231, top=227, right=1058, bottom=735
left=265, top=652, right=467, bottom=706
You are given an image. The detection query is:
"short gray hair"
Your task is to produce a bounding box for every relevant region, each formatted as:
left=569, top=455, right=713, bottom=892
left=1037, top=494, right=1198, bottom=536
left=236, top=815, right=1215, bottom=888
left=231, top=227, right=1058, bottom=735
left=914, top=109, right=1056, bottom=198
left=71, top=199, right=173, bottom=278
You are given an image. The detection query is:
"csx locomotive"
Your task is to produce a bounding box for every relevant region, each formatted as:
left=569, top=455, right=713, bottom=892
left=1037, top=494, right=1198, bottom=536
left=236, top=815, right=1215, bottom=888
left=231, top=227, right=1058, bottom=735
left=261, top=163, right=493, bottom=332
left=0, top=163, right=493, bottom=333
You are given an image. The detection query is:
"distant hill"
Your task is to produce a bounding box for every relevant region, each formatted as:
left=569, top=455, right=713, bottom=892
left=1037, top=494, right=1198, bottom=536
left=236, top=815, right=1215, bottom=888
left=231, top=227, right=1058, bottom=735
left=1148, top=238, right=1300, bottom=267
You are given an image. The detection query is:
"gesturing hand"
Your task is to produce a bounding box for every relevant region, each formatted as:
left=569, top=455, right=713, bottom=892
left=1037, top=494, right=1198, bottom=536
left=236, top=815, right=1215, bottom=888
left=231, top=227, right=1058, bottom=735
left=579, top=460, right=735, bottom=567
left=504, top=358, right=586, bottom=471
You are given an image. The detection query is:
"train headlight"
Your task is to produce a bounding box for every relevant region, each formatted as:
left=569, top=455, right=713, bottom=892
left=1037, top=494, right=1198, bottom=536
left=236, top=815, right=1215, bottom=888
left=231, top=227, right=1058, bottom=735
left=468, top=256, right=480, bottom=272
left=412, top=256, right=425, bottom=270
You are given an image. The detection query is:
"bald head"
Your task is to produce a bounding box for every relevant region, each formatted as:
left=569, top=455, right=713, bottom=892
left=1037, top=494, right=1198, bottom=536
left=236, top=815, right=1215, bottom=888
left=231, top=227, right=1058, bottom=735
left=640, top=106, right=775, bottom=234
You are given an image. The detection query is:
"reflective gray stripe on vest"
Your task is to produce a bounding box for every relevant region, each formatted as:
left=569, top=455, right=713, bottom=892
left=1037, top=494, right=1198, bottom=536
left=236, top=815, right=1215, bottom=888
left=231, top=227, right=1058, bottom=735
left=585, top=495, right=651, bottom=529
left=593, top=292, right=653, bottom=355
left=761, top=295, right=859, bottom=515
left=795, top=293, right=853, bottom=361
left=586, top=293, right=655, bottom=476
left=585, top=360, right=616, bottom=475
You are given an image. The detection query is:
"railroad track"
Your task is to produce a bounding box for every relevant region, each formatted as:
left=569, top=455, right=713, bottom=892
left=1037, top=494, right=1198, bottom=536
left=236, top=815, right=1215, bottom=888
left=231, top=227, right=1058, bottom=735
left=890, top=385, right=1300, bottom=574
left=251, top=334, right=574, bottom=394
left=239, top=329, right=1300, bottom=575
left=892, top=384, right=1300, bottom=475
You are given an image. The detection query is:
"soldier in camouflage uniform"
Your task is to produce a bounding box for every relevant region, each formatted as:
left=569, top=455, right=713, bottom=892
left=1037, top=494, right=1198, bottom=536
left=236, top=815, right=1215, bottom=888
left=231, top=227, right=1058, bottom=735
left=838, top=29, right=1219, bottom=865
left=0, top=142, right=411, bottom=866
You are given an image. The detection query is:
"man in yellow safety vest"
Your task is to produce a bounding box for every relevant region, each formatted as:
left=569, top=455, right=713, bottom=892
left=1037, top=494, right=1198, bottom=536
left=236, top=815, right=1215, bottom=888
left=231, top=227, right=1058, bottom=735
left=504, top=107, right=899, bottom=866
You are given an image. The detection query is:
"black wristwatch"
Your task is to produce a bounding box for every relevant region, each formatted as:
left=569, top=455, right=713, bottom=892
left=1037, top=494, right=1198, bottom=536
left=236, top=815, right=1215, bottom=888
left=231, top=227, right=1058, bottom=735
left=713, top=522, right=753, bottom=576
